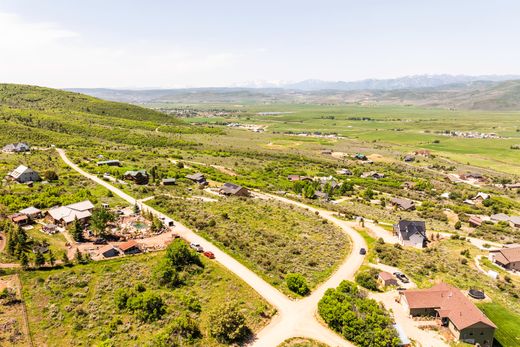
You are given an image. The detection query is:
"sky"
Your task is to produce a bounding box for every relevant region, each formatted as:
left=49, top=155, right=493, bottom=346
left=1, top=0, right=520, bottom=88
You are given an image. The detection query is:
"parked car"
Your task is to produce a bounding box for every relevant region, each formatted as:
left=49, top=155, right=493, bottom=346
left=172, top=233, right=180, bottom=239
left=190, top=242, right=203, bottom=252
left=359, top=248, right=367, bottom=255
left=93, top=238, right=107, bottom=245
left=393, top=272, right=410, bottom=283
left=203, top=251, right=215, bottom=259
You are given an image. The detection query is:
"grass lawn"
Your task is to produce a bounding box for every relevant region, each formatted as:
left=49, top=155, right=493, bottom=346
left=477, top=302, right=520, bottom=347
left=20, top=252, right=273, bottom=346
left=278, top=337, right=329, bottom=347
left=150, top=195, right=350, bottom=295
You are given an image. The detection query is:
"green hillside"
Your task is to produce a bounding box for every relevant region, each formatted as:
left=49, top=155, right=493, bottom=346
left=0, top=83, right=220, bottom=148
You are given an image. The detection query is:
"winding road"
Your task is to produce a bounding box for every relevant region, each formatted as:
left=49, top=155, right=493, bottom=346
left=57, top=148, right=365, bottom=346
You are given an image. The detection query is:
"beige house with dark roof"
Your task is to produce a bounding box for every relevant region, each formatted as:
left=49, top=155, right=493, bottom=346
left=401, top=282, right=495, bottom=346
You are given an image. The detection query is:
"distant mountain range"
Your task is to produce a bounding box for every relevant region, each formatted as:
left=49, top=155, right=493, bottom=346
left=67, top=74, right=520, bottom=110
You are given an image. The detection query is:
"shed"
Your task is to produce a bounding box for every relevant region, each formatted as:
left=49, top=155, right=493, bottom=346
left=98, top=245, right=120, bottom=258
left=118, top=240, right=141, bottom=255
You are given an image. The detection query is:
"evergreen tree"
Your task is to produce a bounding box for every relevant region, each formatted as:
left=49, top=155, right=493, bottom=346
left=34, top=251, right=45, bottom=268
left=20, top=252, right=29, bottom=269
left=74, top=249, right=83, bottom=264
left=69, top=217, right=83, bottom=242
left=61, top=251, right=70, bottom=266
left=48, top=249, right=55, bottom=267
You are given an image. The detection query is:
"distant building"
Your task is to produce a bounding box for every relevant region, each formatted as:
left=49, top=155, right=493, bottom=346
left=473, top=192, right=490, bottom=203
left=400, top=282, right=495, bottom=346
left=124, top=170, right=149, bottom=185
left=96, top=160, right=121, bottom=167
left=313, top=191, right=330, bottom=201
left=8, top=165, right=40, bottom=183
left=321, top=149, right=333, bottom=155
left=468, top=215, right=482, bottom=227
left=161, top=178, right=176, bottom=186
left=19, top=206, right=43, bottom=220
left=186, top=173, right=207, bottom=185
left=403, top=155, right=415, bottom=162
left=361, top=171, right=385, bottom=179
left=338, top=168, right=352, bottom=175
left=390, top=197, right=416, bottom=211
left=8, top=213, right=29, bottom=226
left=48, top=200, right=94, bottom=226
left=2, top=142, right=30, bottom=153
left=394, top=220, right=428, bottom=248
left=98, top=245, right=120, bottom=258
left=378, top=271, right=398, bottom=287
left=219, top=183, right=249, bottom=197
left=490, top=213, right=509, bottom=223
left=118, top=240, right=141, bottom=255
left=509, top=216, right=520, bottom=228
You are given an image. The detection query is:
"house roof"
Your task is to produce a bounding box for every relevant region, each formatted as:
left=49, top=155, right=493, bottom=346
left=19, top=206, right=41, bottom=215
left=186, top=173, right=205, bottom=181
left=98, top=244, right=118, bottom=255
left=490, top=213, right=510, bottom=222
left=220, top=182, right=246, bottom=195
left=2, top=143, right=29, bottom=152
left=473, top=192, right=490, bottom=200
left=119, top=240, right=139, bottom=251
left=468, top=215, right=482, bottom=226
left=509, top=216, right=520, bottom=226
left=361, top=171, right=384, bottom=178
left=395, top=220, right=427, bottom=241
left=10, top=214, right=28, bottom=222
left=494, top=247, right=520, bottom=265
left=162, top=178, right=176, bottom=183
left=379, top=271, right=395, bottom=281
left=391, top=197, right=415, bottom=210
left=314, top=191, right=329, bottom=199
left=97, top=160, right=120, bottom=165
left=402, top=282, right=496, bottom=330
left=124, top=170, right=147, bottom=177
left=48, top=200, right=94, bottom=224
left=9, top=165, right=36, bottom=179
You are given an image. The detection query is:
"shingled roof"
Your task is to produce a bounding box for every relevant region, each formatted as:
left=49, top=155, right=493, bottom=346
left=402, top=282, right=496, bottom=330
left=395, top=220, right=427, bottom=241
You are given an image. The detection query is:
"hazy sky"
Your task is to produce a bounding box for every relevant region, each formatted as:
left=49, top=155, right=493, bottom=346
left=1, top=0, right=520, bottom=88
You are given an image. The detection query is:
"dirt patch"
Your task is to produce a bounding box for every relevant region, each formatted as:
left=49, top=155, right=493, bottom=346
left=0, top=275, right=30, bottom=346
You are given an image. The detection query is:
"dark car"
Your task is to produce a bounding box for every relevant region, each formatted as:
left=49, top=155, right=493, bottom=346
left=93, top=238, right=107, bottom=245
left=359, top=248, right=367, bottom=255
left=393, top=272, right=410, bottom=283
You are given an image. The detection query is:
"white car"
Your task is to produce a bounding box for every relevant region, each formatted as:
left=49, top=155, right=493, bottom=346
left=190, top=242, right=203, bottom=252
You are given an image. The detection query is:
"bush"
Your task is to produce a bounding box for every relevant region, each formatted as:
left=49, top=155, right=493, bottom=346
left=454, top=221, right=462, bottom=230
left=355, top=268, right=380, bottom=291
left=208, top=302, right=250, bottom=343
left=126, top=291, right=166, bottom=322
left=153, top=314, right=201, bottom=346
left=286, top=273, right=310, bottom=296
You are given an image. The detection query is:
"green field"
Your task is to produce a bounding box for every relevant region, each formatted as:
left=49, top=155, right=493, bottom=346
left=478, top=302, right=520, bottom=347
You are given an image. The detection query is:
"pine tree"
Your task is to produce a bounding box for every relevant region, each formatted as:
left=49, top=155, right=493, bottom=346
left=74, top=249, right=83, bottom=264
left=61, top=251, right=70, bottom=266
left=70, top=217, right=83, bottom=242
left=20, top=252, right=29, bottom=269
left=34, top=251, right=45, bottom=268
left=48, top=249, right=55, bottom=267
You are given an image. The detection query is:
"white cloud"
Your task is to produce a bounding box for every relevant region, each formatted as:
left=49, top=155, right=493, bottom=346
left=0, top=12, right=243, bottom=88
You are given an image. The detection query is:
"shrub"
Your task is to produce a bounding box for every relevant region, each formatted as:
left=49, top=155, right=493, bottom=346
left=208, top=302, right=250, bottom=343
left=286, top=273, right=310, bottom=296
left=355, top=268, right=380, bottom=291
left=454, top=221, right=462, bottom=230
left=126, top=291, right=166, bottom=322
left=153, top=314, right=201, bottom=346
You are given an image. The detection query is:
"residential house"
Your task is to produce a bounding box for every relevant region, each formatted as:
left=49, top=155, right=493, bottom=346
left=491, top=246, right=520, bottom=271
left=505, top=183, right=520, bottom=189
left=96, top=160, right=121, bottom=167
left=462, top=173, right=487, bottom=183
left=440, top=192, right=451, bottom=199
left=42, top=224, right=58, bottom=234
left=338, top=168, right=352, bottom=175
left=394, top=220, right=428, bottom=248
left=473, top=192, right=490, bottom=203
left=378, top=271, right=398, bottom=287
left=118, top=240, right=141, bottom=255
left=400, top=282, right=495, bottom=346
left=287, top=175, right=312, bottom=182
left=19, top=207, right=43, bottom=220
left=361, top=171, right=385, bottom=179
left=186, top=173, right=207, bottom=185
left=8, top=213, right=29, bottom=226
left=8, top=165, right=40, bottom=183
left=321, top=149, right=333, bottom=155
left=490, top=213, right=509, bottom=223
left=509, top=216, right=520, bottom=228
left=314, top=191, right=330, bottom=201
left=2, top=142, right=30, bottom=153
left=219, top=183, right=249, bottom=197
left=161, top=178, right=176, bottom=186
left=48, top=200, right=94, bottom=226
left=468, top=215, right=482, bottom=227
left=390, top=197, right=416, bottom=211
left=403, top=155, right=415, bottom=162
left=354, top=153, right=368, bottom=161
left=98, top=245, right=120, bottom=258
left=124, top=170, right=149, bottom=185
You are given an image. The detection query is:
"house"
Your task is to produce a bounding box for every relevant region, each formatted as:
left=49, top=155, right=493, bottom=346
left=48, top=200, right=94, bottom=226
left=473, top=192, right=490, bottom=202
left=463, top=172, right=485, bottom=181
left=161, top=178, right=176, bottom=186
left=505, top=183, right=520, bottom=189
left=490, top=213, right=509, bottom=223
left=19, top=207, right=43, bottom=220
left=403, top=155, right=415, bottom=162
left=463, top=199, right=475, bottom=206
left=98, top=245, right=120, bottom=258
left=361, top=171, right=385, bottom=179
left=390, top=197, right=416, bottom=211
left=440, top=192, right=451, bottom=199
left=96, top=160, right=121, bottom=167
left=118, top=240, right=141, bottom=255
left=314, top=191, right=330, bottom=201
left=354, top=153, right=368, bottom=161
left=321, top=149, right=333, bottom=155
left=491, top=246, right=520, bottom=271
left=400, top=282, right=495, bottom=346
left=42, top=224, right=58, bottom=234
left=394, top=220, right=428, bottom=248
left=219, top=183, right=249, bottom=197
left=186, top=173, right=207, bottom=185
left=8, top=213, right=29, bottom=226
left=413, top=149, right=431, bottom=157
left=8, top=165, right=40, bottom=183
left=287, top=174, right=313, bottom=182
left=509, top=216, right=520, bottom=228
left=338, top=168, right=352, bottom=175
left=468, top=215, right=482, bottom=227
left=124, top=170, right=149, bottom=185
left=2, top=142, right=30, bottom=153
left=378, top=271, right=398, bottom=287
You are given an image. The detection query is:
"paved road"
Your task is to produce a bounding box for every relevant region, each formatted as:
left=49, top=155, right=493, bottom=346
left=58, top=148, right=360, bottom=346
